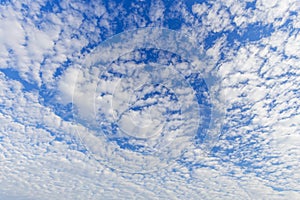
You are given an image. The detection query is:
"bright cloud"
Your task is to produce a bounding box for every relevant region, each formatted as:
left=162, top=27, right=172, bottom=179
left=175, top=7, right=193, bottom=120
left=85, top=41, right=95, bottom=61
left=0, top=0, right=299, bottom=199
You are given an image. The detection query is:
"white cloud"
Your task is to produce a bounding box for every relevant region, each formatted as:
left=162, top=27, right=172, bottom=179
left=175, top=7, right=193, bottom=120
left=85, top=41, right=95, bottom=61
left=192, top=3, right=208, bottom=16
left=285, top=33, right=300, bottom=57
left=149, top=0, right=165, bottom=23
left=0, top=0, right=299, bottom=199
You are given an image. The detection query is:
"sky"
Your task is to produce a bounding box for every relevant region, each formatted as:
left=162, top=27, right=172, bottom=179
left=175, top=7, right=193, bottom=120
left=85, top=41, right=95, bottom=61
left=0, top=0, right=299, bottom=199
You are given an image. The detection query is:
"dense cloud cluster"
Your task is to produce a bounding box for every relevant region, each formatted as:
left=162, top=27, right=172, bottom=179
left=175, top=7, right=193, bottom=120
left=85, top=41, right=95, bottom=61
left=0, top=0, right=299, bottom=199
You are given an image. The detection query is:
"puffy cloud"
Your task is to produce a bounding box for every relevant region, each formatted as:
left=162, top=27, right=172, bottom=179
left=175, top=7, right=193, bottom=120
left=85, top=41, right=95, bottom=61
left=0, top=0, right=299, bottom=199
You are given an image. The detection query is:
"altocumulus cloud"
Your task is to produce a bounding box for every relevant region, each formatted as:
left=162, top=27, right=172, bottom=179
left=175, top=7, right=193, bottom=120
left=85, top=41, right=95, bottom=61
left=0, top=0, right=299, bottom=199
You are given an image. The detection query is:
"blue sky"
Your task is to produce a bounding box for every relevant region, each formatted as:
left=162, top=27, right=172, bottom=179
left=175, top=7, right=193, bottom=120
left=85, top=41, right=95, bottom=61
left=0, top=0, right=299, bottom=199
